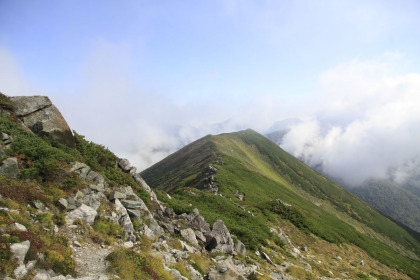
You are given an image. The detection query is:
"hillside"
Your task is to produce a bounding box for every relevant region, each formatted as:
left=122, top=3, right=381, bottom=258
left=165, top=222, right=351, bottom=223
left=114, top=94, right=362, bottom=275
left=142, top=129, right=420, bottom=279
left=265, top=127, right=420, bottom=235
left=351, top=179, right=420, bottom=233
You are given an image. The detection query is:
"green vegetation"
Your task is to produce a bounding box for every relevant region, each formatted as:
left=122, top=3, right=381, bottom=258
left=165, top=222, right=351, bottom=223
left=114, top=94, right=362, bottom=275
left=0, top=93, right=15, bottom=111
left=352, top=179, right=420, bottom=233
left=106, top=248, right=175, bottom=280
left=141, top=129, right=420, bottom=279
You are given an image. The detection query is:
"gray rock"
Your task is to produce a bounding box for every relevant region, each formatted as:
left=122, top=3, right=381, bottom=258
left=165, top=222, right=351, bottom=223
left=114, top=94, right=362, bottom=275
left=9, top=223, right=27, bottom=231
left=301, top=245, right=308, bottom=252
left=181, top=228, right=199, bottom=247
left=358, top=260, right=365, bottom=266
left=71, top=162, right=91, bottom=181
left=73, top=241, right=82, bottom=247
left=290, top=247, right=301, bottom=255
left=234, top=240, right=246, bottom=255
left=123, top=241, right=134, bottom=248
left=195, top=231, right=206, bottom=243
left=119, top=186, right=135, bottom=196
left=234, top=192, right=245, bottom=201
left=149, top=218, right=164, bottom=237
left=126, top=209, right=141, bottom=218
left=129, top=166, right=137, bottom=176
left=89, top=184, right=105, bottom=193
left=33, top=270, right=50, bottom=280
left=65, top=204, right=97, bottom=225
left=33, top=201, right=44, bottom=209
left=179, top=240, right=195, bottom=253
left=143, top=225, right=155, bottom=241
left=118, top=159, right=132, bottom=172
left=85, top=170, right=105, bottom=185
left=161, top=252, right=177, bottom=266
left=262, top=252, right=274, bottom=265
left=277, top=232, right=293, bottom=246
left=66, top=197, right=82, bottom=210
left=14, top=264, right=28, bottom=279
left=132, top=174, right=152, bottom=193
left=171, top=249, right=188, bottom=260
left=10, top=240, right=31, bottom=265
left=9, top=96, right=51, bottom=117
left=77, top=193, right=101, bottom=211
left=165, top=207, right=175, bottom=217
left=115, top=199, right=135, bottom=240
left=120, top=199, right=142, bottom=209
left=161, top=222, right=175, bottom=234
left=57, top=198, right=68, bottom=209
left=189, top=213, right=211, bottom=234
left=207, top=259, right=244, bottom=280
left=109, top=191, right=127, bottom=201
left=10, top=96, right=76, bottom=148
left=206, top=220, right=234, bottom=254
left=0, top=157, right=19, bottom=178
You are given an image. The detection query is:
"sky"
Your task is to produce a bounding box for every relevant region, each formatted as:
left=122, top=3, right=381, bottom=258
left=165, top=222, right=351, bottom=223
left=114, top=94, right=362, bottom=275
left=1, top=0, right=420, bottom=187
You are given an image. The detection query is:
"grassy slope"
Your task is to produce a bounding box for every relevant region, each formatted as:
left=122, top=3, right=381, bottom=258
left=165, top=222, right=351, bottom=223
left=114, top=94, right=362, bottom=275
left=142, top=129, right=420, bottom=278
left=351, top=179, right=420, bottom=233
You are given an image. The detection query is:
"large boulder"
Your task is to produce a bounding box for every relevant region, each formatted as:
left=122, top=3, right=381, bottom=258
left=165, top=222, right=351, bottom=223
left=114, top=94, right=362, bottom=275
left=65, top=204, right=97, bottom=225
left=9, top=96, right=75, bottom=148
left=0, top=157, right=19, bottom=178
left=206, top=220, right=234, bottom=254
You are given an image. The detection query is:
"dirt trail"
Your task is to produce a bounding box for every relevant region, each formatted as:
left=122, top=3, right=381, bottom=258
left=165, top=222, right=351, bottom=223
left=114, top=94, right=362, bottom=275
left=73, top=241, right=112, bottom=280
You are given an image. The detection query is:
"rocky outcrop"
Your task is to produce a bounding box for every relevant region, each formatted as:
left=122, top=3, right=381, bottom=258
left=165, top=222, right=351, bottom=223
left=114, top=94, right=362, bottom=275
left=9, top=96, right=75, bottom=148
left=197, top=165, right=219, bottom=193
left=70, top=162, right=107, bottom=186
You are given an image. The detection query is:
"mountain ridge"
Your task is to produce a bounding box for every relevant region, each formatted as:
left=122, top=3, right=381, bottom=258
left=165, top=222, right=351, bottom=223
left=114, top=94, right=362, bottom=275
left=1, top=93, right=419, bottom=279
left=142, top=128, right=420, bottom=278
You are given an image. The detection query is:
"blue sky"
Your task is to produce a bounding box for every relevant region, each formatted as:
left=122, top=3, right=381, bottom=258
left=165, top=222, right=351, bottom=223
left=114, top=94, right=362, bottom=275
left=1, top=0, right=420, bottom=185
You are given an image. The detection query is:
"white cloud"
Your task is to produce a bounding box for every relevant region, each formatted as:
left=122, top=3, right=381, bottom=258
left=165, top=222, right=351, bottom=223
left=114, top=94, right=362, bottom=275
left=282, top=57, right=420, bottom=186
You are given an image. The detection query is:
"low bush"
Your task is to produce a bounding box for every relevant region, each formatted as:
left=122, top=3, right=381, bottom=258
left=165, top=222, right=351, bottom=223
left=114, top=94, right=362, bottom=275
left=106, top=248, right=175, bottom=280
left=93, top=218, right=124, bottom=238
left=44, top=247, right=75, bottom=276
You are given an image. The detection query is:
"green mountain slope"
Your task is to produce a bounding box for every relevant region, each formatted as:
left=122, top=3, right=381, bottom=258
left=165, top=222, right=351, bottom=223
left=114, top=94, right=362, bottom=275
left=141, top=129, right=420, bottom=278
left=351, top=179, right=420, bottom=233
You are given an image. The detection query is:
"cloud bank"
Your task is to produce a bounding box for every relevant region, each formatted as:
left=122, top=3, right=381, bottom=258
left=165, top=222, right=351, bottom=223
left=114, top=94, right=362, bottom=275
left=2, top=44, right=420, bottom=190
left=281, top=57, right=420, bottom=187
